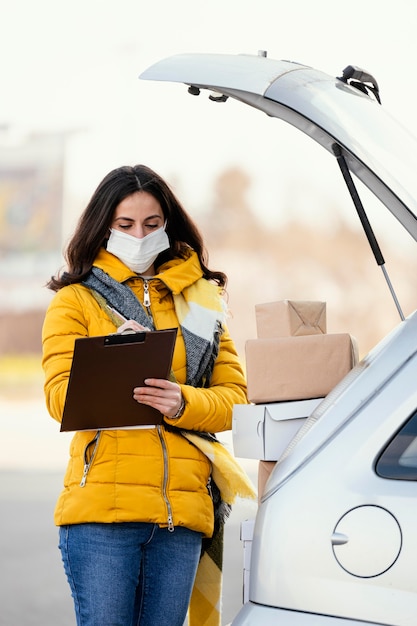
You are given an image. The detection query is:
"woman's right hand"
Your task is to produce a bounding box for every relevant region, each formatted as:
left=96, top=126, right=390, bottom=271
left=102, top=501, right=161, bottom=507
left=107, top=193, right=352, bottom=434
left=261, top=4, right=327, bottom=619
left=117, top=320, right=151, bottom=334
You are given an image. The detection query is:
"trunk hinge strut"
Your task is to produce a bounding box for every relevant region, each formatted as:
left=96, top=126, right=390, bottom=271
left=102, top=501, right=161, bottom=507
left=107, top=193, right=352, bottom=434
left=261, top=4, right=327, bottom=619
left=332, top=143, right=405, bottom=321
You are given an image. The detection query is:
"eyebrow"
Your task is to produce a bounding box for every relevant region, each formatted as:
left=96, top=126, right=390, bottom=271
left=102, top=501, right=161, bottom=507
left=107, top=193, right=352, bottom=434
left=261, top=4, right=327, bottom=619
left=113, top=214, right=163, bottom=222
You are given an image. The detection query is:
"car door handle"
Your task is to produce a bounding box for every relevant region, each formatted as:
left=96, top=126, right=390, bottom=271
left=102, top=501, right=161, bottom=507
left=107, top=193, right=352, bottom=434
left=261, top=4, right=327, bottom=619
left=331, top=532, right=349, bottom=545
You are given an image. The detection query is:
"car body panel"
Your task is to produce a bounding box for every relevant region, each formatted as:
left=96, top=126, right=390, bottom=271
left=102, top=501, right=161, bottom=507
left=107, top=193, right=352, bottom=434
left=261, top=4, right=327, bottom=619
left=231, top=602, right=389, bottom=626
left=251, top=363, right=417, bottom=624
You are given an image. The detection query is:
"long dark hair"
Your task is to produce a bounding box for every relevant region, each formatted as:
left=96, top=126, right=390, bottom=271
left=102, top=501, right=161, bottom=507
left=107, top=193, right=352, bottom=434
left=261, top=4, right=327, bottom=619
left=47, top=164, right=227, bottom=291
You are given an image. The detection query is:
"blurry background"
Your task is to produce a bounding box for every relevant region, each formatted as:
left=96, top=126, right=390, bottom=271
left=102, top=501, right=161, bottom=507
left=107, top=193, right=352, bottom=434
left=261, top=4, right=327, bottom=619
left=2, top=0, right=417, bottom=360
left=1, top=0, right=417, bottom=623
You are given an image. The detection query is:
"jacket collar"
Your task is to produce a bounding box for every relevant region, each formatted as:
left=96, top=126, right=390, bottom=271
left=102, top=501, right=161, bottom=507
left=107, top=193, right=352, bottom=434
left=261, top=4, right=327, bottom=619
left=93, top=247, right=204, bottom=294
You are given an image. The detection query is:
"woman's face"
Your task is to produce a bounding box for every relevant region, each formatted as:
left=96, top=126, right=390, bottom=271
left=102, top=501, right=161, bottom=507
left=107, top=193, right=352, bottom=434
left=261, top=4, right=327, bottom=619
left=111, top=191, right=164, bottom=239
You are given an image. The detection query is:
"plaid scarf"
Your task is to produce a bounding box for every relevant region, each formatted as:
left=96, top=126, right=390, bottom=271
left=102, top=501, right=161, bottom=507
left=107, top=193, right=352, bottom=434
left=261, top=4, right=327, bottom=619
left=183, top=431, right=256, bottom=626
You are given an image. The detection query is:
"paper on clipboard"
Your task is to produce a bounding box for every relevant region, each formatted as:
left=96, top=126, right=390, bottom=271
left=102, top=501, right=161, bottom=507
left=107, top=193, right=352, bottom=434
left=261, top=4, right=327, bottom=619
left=61, top=328, right=177, bottom=432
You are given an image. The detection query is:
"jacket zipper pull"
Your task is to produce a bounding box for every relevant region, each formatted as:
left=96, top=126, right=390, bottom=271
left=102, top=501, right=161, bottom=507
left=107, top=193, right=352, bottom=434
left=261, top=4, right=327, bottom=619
left=207, top=476, right=213, bottom=500
left=80, top=464, right=89, bottom=488
left=143, top=279, right=151, bottom=308
left=167, top=514, right=175, bottom=533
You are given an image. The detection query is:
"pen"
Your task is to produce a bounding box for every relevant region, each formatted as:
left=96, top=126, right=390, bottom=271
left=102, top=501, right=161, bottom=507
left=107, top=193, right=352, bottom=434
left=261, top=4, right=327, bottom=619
left=107, top=305, right=152, bottom=332
left=107, top=305, right=128, bottom=324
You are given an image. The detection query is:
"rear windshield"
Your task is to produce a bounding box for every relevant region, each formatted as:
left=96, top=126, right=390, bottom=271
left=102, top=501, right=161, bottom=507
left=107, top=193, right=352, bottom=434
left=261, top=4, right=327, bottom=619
left=376, top=411, right=417, bottom=480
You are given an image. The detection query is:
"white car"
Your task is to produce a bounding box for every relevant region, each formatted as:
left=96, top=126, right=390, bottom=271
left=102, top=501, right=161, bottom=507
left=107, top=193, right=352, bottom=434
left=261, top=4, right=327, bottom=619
left=140, top=53, right=417, bottom=626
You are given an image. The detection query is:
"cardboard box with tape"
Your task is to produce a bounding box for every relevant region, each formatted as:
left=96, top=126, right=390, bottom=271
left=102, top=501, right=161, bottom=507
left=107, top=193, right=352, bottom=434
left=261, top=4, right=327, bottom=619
left=246, top=332, right=358, bottom=404
left=255, top=300, right=326, bottom=338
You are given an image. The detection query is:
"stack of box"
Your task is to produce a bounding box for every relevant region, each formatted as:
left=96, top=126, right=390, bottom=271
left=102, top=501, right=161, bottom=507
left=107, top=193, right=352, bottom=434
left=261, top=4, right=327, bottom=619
left=247, top=300, right=357, bottom=403
left=232, top=300, right=358, bottom=498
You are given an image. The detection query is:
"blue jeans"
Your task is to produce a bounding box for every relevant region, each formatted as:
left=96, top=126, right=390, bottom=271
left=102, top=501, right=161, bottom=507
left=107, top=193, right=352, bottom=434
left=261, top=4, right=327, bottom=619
left=59, top=523, right=202, bottom=626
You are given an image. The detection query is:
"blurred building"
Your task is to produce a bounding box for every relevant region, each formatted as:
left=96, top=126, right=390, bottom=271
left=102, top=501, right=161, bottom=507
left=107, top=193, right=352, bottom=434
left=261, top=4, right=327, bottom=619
left=0, top=139, right=415, bottom=359
left=0, top=130, right=66, bottom=353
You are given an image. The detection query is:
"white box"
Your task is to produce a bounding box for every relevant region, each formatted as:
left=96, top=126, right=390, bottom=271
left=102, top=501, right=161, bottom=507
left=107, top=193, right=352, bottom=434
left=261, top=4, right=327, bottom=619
left=232, top=398, right=323, bottom=460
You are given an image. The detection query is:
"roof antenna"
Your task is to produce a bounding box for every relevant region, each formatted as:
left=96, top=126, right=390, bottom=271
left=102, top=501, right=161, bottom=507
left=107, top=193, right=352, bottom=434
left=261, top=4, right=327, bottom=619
left=332, top=143, right=404, bottom=321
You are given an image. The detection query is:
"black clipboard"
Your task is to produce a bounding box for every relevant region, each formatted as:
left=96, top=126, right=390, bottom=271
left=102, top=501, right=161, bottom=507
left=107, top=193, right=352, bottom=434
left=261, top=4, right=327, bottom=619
left=61, top=328, right=177, bottom=432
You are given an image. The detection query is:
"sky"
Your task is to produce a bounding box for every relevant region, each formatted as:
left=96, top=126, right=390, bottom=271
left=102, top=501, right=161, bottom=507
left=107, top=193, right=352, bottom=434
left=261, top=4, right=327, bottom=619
left=2, top=0, right=417, bottom=239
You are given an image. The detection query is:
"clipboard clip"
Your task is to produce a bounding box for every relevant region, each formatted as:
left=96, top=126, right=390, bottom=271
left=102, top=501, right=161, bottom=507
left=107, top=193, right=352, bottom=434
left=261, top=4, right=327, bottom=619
left=104, top=331, right=148, bottom=346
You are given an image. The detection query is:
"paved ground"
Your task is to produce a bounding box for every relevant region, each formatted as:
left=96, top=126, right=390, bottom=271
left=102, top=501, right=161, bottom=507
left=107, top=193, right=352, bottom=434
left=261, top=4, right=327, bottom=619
left=0, top=396, right=258, bottom=626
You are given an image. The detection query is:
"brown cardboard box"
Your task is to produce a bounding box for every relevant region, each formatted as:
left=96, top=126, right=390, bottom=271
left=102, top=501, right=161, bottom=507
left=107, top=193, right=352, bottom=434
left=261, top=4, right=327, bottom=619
left=246, top=333, right=358, bottom=404
left=258, top=460, right=276, bottom=502
left=255, top=300, right=326, bottom=338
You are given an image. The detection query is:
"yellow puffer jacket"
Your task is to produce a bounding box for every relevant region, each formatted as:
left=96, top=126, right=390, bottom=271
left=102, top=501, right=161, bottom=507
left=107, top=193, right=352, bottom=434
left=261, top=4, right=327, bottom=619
left=42, top=249, right=247, bottom=537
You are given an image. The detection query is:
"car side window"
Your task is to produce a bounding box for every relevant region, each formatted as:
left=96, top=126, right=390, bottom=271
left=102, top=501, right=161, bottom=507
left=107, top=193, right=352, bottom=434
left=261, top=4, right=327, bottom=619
left=376, top=411, right=417, bottom=480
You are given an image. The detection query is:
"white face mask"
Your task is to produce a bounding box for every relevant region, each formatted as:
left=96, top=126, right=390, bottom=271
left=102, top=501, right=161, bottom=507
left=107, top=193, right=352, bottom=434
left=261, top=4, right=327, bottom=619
left=106, top=224, right=170, bottom=274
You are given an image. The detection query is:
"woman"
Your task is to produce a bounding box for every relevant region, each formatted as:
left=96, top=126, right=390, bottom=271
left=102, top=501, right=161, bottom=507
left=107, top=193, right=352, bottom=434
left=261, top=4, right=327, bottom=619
left=42, top=164, right=248, bottom=626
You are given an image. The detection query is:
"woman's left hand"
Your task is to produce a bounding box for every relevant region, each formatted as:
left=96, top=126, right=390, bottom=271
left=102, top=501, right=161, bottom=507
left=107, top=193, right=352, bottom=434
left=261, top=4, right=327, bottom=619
left=133, top=378, right=184, bottom=418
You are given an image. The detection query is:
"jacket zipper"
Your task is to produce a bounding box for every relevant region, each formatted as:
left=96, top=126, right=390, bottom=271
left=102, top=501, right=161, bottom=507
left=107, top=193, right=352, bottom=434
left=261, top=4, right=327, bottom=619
left=80, top=431, right=101, bottom=487
left=143, top=278, right=172, bottom=529
left=207, top=475, right=213, bottom=500
left=142, top=278, right=156, bottom=327
left=79, top=282, right=171, bottom=516
left=143, top=279, right=151, bottom=311
left=157, top=425, right=175, bottom=532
